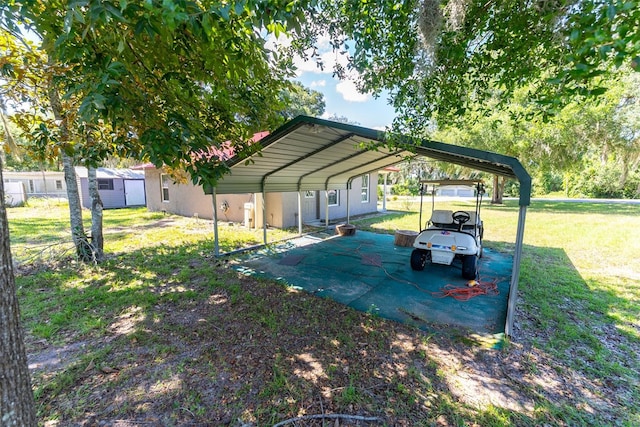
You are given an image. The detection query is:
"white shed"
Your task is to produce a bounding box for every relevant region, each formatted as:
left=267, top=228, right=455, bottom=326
left=75, top=167, right=146, bottom=209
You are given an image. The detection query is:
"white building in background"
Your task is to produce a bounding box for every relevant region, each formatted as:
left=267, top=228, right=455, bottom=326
left=3, top=168, right=147, bottom=209
left=2, top=170, right=67, bottom=199
left=436, top=184, right=476, bottom=197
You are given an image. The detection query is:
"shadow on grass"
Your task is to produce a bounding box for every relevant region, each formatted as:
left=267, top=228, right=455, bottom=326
left=17, top=237, right=638, bottom=426
left=488, top=200, right=640, bottom=216
left=512, top=244, right=639, bottom=425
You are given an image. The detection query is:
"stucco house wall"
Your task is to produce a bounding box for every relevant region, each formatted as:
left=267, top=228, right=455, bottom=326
left=144, top=168, right=215, bottom=219
left=318, top=175, right=378, bottom=222
left=142, top=167, right=379, bottom=229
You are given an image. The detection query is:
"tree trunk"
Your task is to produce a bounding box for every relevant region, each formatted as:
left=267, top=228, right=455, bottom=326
left=491, top=175, right=505, bottom=204
left=61, top=153, right=92, bottom=261
left=47, top=82, right=93, bottom=262
left=0, top=155, right=37, bottom=426
left=87, top=166, right=104, bottom=261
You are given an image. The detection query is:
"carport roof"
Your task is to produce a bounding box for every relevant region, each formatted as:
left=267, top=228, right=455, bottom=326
left=211, top=116, right=531, bottom=206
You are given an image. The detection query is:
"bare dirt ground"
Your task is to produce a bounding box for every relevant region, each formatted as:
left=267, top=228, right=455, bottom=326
left=23, top=257, right=637, bottom=427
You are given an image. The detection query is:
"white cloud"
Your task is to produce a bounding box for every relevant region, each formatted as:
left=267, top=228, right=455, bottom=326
left=336, top=80, right=370, bottom=103
left=268, top=33, right=373, bottom=104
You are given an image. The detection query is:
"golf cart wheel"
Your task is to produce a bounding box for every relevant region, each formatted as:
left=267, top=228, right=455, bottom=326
left=462, top=255, right=478, bottom=280
left=411, top=249, right=428, bottom=271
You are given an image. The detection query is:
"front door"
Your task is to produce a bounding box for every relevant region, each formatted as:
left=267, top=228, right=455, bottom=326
left=302, top=190, right=318, bottom=223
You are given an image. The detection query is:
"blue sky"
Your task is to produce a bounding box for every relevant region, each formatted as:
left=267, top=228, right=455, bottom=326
left=279, top=35, right=398, bottom=130
left=295, top=72, right=397, bottom=130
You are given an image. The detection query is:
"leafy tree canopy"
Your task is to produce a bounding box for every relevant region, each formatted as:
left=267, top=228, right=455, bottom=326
left=309, top=0, right=640, bottom=133
left=279, top=81, right=325, bottom=120
left=1, top=0, right=314, bottom=187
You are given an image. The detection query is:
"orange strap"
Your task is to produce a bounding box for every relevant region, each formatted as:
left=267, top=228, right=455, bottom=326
left=432, top=279, right=499, bottom=301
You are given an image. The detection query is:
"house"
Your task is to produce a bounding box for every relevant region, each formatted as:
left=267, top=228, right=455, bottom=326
left=135, top=128, right=379, bottom=228
left=75, top=167, right=146, bottom=209
left=138, top=164, right=377, bottom=228
left=2, top=170, right=67, bottom=199
left=435, top=184, right=476, bottom=197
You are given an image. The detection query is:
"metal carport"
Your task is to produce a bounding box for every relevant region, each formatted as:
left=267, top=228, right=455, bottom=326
left=207, top=115, right=531, bottom=336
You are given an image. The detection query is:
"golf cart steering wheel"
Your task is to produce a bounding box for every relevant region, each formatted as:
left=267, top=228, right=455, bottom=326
left=452, top=211, right=471, bottom=228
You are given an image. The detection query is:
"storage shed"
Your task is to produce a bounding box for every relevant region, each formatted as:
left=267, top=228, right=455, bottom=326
left=75, top=167, right=146, bottom=209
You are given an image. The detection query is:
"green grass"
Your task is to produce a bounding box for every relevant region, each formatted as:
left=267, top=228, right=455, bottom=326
left=7, top=198, right=301, bottom=261
left=362, top=197, right=640, bottom=424
left=8, top=198, right=640, bottom=426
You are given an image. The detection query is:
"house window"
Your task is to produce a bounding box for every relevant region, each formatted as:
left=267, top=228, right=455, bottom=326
left=55, top=180, right=63, bottom=190
left=361, top=174, right=369, bottom=203
left=161, top=174, right=170, bottom=202
left=327, top=189, right=339, bottom=206
left=304, top=191, right=315, bottom=198
left=28, top=180, right=34, bottom=193
left=97, top=179, right=114, bottom=190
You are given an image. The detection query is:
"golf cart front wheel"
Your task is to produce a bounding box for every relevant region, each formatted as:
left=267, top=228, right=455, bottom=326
left=411, top=249, right=429, bottom=271
left=462, top=255, right=478, bottom=280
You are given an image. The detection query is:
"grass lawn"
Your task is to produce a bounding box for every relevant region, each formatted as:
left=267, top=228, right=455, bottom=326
left=8, top=197, right=639, bottom=426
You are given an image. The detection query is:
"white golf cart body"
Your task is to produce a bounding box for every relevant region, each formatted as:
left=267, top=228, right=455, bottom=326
left=410, top=180, right=485, bottom=280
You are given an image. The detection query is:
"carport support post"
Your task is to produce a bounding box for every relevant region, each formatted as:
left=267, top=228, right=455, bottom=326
left=211, top=189, right=220, bottom=256
left=505, top=205, right=528, bottom=336
left=297, top=191, right=303, bottom=235
left=382, top=172, right=388, bottom=212
left=262, top=190, right=268, bottom=245
left=325, top=190, right=329, bottom=228
left=346, top=186, right=350, bottom=224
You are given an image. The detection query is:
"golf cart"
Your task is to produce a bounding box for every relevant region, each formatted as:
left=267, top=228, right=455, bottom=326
left=410, top=180, right=485, bottom=280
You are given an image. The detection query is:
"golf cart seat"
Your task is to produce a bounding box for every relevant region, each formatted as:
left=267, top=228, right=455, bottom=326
left=429, top=210, right=455, bottom=229
left=461, top=211, right=478, bottom=228
left=461, top=211, right=484, bottom=239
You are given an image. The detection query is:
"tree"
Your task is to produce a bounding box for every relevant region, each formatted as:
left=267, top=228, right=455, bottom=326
left=0, top=155, right=37, bottom=427
left=1, top=1, right=318, bottom=259
left=279, top=81, right=325, bottom=119
left=0, top=67, right=37, bottom=427
left=1, top=1, right=315, bottom=424
left=434, top=70, right=640, bottom=200
left=308, top=0, right=640, bottom=132
left=4, top=0, right=313, bottom=186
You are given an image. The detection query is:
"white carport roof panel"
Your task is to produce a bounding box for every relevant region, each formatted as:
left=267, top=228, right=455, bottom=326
left=215, top=124, right=407, bottom=194
left=212, top=115, right=531, bottom=207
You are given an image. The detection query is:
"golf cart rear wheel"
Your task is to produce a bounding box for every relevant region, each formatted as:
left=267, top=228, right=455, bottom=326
left=411, top=249, right=428, bottom=271
left=462, top=255, right=477, bottom=279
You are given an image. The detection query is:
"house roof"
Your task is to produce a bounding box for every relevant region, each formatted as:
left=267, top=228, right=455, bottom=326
left=210, top=116, right=531, bottom=206
left=75, top=167, right=145, bottom=180
left=131, top=131, right=270, bottom=171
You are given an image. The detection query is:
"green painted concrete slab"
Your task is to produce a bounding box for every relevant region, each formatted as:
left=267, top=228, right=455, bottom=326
left=234, top=230, right=513, bottom=342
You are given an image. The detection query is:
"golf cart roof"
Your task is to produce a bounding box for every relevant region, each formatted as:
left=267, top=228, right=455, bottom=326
left=420, top=179, right=483, bottom=186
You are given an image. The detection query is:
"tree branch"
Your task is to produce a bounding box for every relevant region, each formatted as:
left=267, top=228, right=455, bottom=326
left=272, top=413, right=382, bottom=427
